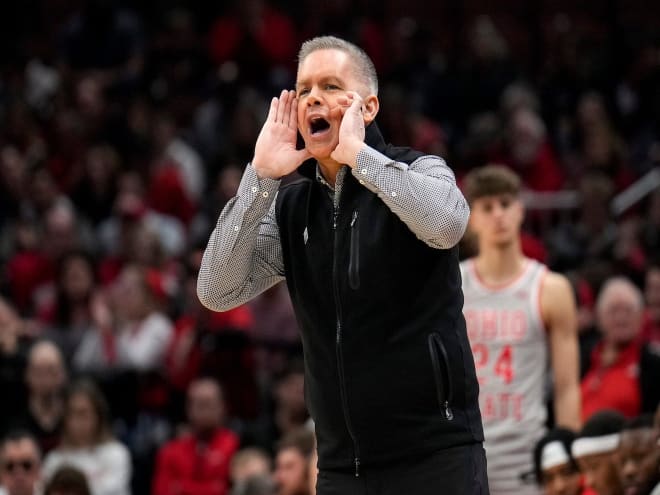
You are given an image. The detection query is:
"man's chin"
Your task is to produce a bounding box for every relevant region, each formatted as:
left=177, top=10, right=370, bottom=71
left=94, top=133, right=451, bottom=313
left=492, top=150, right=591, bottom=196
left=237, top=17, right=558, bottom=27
left=303, top=135, right=339, bottom=161
left=305, top=146, right=335, bottom=163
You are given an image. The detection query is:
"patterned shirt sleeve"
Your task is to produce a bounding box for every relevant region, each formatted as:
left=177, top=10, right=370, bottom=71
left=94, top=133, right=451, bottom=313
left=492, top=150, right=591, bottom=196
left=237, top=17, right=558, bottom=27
left=197, top=163, right=284, bottom=311
left=198, top=149, right=468, bottom=311
left=352, top=146, right=470, bottom=249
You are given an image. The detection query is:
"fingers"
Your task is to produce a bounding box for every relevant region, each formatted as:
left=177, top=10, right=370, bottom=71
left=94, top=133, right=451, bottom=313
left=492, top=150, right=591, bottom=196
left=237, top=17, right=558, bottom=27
left=270, top=90, right=298, bottom=127
left=348, top=92, right=364, bottom=114
left=288, top=94, right=299, bottom=129
left=275, top=89, right=288, bottom=123
left=336, top=92, right=364, bottom=114
left=267, top=97, right=278, bottom=122
left=284, top=90, right=296, bottom=128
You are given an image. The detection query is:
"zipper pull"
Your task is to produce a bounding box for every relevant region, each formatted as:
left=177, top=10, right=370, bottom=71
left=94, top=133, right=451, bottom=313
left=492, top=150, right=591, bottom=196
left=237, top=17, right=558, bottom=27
left=350, top=210, right=358, bottom=227
left=354, top=457, right=360, bottom=477
left=444, top=401, right=454, bottom=421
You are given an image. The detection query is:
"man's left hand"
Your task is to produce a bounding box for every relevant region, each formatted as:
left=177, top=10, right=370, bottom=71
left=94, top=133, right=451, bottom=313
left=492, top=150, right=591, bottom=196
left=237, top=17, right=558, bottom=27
left=331, top=91, right=366, bottom=168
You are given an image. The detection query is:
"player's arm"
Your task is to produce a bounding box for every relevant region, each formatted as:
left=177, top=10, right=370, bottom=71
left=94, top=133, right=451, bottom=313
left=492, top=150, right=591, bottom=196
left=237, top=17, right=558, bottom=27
left=541, top=271, right=582, bottom=431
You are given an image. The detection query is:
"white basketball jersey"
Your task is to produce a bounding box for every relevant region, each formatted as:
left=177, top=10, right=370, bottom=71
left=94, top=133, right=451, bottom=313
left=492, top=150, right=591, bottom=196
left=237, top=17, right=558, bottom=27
left=461, top=258, right=548, bottom=495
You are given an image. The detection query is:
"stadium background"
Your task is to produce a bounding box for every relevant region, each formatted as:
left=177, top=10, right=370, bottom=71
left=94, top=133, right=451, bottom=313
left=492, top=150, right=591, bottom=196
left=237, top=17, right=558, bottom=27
left=0, top=0, right=659, bottom=493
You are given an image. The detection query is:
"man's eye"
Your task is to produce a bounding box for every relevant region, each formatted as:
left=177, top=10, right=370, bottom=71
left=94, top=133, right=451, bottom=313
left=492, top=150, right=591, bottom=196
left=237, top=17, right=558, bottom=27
left=298, top=89, right=309, bottom=96
left=325, top=84, right=340, bottom=90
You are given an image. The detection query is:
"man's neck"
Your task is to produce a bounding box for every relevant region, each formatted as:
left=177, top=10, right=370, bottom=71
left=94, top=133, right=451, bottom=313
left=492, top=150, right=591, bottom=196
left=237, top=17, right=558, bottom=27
left=474, top=241, right=526, bottom=285
left=317, top=159, right=342, bottom=187
left=194, top=427, right=219, bottom=444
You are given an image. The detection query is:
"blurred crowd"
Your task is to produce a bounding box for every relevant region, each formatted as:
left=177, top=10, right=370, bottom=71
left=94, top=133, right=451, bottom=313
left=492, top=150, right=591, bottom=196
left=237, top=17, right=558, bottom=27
left=0, top=0, right=659, bottom=494
left=533, top=410, right=660, bottom=495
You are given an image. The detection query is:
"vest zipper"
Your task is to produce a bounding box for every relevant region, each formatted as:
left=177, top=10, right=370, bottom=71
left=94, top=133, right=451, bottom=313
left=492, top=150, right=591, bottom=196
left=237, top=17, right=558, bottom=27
left=348, top=210, right=360, bottom=290
left=333, top=198, right=361, bottom=477
left=428, top=333, right=454, bottom=420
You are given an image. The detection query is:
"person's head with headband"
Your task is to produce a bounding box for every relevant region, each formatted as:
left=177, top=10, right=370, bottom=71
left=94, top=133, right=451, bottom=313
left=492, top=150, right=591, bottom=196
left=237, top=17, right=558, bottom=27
left=533, top=428, right=583, bottom=495
left=572, top=410, right=625, bottom=495
left=616, top=414, right=660, bottom=495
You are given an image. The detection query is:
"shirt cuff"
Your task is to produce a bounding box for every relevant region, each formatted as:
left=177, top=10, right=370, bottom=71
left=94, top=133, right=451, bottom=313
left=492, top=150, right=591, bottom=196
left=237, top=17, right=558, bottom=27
left=238, top=163, right=281, bottom=208
left=351, top=145, right=409, bottom=194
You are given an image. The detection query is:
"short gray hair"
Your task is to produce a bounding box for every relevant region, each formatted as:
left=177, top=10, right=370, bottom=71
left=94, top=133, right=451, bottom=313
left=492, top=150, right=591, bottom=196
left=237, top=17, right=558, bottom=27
left=596, top=277, right=644, bottom=314
left=298, top=36, right=378, bottom=95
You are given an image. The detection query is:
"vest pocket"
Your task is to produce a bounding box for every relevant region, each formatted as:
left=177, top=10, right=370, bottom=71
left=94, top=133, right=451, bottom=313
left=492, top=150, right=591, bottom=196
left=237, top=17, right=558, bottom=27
left=427, top=333, right=454, bottom=420
left=348, top=210, right=360, bottom=290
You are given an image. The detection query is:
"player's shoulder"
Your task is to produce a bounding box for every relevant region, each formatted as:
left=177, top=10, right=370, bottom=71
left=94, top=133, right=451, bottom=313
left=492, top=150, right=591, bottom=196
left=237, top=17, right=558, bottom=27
left=539, top=268, right=576, bottom=321
left=540, top=268, right=573, bottom=295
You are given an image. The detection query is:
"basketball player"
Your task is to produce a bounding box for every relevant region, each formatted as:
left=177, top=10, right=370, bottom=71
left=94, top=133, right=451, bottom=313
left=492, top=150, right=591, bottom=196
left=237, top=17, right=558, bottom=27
left=461, top=165, right=581, bottom=494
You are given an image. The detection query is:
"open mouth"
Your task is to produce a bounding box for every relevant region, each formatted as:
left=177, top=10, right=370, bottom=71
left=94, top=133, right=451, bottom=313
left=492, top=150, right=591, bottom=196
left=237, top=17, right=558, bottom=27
left=309, top=117, right=330, bottom=135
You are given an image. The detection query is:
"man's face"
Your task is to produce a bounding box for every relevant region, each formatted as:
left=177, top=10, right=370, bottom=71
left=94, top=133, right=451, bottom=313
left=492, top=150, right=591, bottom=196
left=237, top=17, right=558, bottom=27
left=597, top=289, right=643, bottom=345
left=617, top=428, right=660, bottom=495
left=26, top=347, right=66, bottom=397
left=187, top=381, right=223, bottom=434
left=540, top=462, right=582, bottom=495
left=577, top=452, right=622, bottom=495
left=469, top=193, right=524, bottom=248
left=274, top=447, right=309, bottom=495
left=296, top=49, right=370, bottom=162
left=0, top=439, right=41, bottom=495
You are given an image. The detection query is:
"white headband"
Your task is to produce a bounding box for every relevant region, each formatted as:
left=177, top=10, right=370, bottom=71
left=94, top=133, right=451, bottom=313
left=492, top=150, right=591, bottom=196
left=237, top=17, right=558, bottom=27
left=541, top=441, right=571, bottom=470
left=571, top=433, right=620, bottom=458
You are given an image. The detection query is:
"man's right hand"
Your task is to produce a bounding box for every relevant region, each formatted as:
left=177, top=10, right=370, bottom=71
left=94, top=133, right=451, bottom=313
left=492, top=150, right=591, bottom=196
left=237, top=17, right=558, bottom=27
left=253, top=89, right=311, bottom=179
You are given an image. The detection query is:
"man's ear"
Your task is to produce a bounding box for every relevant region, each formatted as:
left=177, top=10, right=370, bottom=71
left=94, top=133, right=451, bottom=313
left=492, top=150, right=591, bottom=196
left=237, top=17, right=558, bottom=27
left=362, top=94, right=379, bottom=124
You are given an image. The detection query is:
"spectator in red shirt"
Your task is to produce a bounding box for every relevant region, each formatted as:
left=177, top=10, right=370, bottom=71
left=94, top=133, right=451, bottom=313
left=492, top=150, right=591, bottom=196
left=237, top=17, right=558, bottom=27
left=581, top=277, right=660, bottom=422
left=152, top=378, right=240, bottom=495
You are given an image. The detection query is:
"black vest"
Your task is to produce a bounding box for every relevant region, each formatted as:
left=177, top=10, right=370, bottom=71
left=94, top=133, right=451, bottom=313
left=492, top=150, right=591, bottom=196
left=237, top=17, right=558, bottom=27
left=276, top=123, right=483, bottom=471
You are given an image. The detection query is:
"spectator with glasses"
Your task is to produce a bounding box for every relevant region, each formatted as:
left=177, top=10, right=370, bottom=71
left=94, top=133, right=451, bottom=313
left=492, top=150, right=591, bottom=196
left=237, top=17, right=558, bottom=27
left=0, top=430, right=42, bottom=495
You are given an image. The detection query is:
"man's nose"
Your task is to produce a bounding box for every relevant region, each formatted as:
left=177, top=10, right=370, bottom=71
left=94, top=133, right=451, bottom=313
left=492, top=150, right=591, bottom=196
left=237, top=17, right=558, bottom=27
left=491, top=204, right=505, bottom=219
left=307, top=88, right=322, bottom=106
left=621, top=458, right=637, bottom=480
